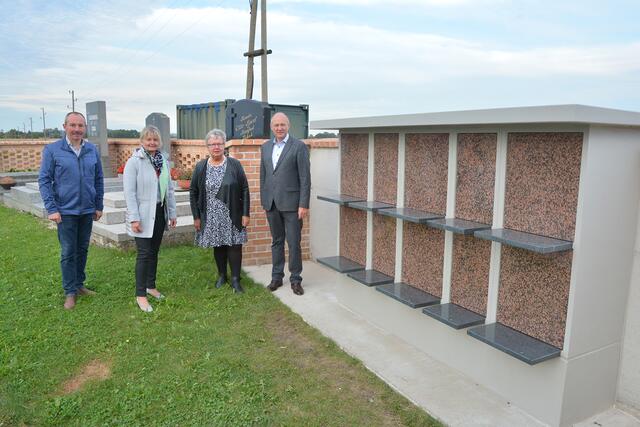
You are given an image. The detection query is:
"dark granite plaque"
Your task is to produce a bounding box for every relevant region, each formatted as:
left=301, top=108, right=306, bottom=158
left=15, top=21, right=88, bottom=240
left=467, top=322, right=561, bottom=365
left=376, top=283, right=440, bottom=308
left=317, top=256, right=365, bottom=273
left=474, top=228, right=573, bottom=254
left=347, top=201, right=395, bottom=212
left=427, top=218, right=491, bottom=234
left=317, top=194, right=366, bottom=205
left=347, top=269, right=394, bottom=287
left=422, top=303, right=485, bottom=329
left=225, top=99, right=271, bottom=139
left=378, top=207, right=443, bottom=223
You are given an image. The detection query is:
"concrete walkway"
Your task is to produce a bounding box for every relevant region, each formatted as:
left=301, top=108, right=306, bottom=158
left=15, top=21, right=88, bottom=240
left=245, top=261, right=640, bottom=427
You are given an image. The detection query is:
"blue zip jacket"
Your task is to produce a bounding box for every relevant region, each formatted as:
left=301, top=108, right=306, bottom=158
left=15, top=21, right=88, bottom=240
left=38, top=138, right=105, bottom=215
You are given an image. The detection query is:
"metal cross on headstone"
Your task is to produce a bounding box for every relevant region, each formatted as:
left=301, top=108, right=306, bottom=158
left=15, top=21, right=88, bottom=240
left=244, top=0, right=272, bottom=103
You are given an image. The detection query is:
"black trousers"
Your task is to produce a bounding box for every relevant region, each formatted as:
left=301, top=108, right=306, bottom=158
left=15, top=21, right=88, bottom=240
left=134, top=203, right=166, bottom=297
left=214, top=245, right=243, bottom=279
left=266, top=207, right=302, bottom=283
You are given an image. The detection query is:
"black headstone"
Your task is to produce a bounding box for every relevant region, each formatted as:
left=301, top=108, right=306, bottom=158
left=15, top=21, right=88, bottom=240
left=225, top=99, right=271, bottom=140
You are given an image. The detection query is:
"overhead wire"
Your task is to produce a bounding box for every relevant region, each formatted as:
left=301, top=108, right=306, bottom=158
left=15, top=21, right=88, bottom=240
left=81, top=0, right=203, bottom=100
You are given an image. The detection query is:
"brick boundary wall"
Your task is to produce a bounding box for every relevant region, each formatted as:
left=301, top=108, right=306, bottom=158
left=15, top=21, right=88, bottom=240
left=1, top=137, right=337, bottom=267
left=225, top=138, right=337, bottom=266
left=0, top=139, right=52, bottom=172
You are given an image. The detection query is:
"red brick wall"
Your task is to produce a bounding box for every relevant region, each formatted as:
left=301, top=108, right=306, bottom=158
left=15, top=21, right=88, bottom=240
left=1, top=137, right=337, bottom=268
left=224, top=139, right=338, bottom=266
left=0, top=139, right=51, bottom=172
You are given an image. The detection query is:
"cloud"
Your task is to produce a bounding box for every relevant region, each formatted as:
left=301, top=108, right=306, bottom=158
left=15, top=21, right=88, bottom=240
left=1, top=3, right=639, bottom=130
left=270, top=0, right=476, bottom=5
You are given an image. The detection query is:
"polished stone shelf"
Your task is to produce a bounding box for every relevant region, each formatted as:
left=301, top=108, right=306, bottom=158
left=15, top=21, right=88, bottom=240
left=376, top=282, right=440, bottom=308
left=317, top=194, right=366, bottom=205
left=317, top=256, right=365, bottom=273
left=346, top=201, right=395, bottom=212
left=426, top=217, right=491, bottom=235
left=474, top=228, right=573, bottom=254
left=467, top=323, right=561, bottom=365
left=377, top=207, right=443, bottom=223
left=347, top=269, right=394, bottom=287
left=422, top=303, right=485, bottom=329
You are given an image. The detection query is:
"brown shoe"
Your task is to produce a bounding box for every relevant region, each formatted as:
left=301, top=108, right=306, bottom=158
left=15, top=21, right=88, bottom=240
left=78, top=287, right=96, bottom=296
left=291, top=282, right=304, bottom=296
left=64, top=295, right=76, bottom=310
left=267, top=279, right=283, bottom=292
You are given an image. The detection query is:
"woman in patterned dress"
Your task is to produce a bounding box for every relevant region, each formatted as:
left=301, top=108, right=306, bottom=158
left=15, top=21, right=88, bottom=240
left=189, top=129, right=250, bottom=293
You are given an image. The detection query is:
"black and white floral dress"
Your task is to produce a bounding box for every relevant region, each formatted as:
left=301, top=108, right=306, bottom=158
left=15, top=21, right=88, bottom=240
left=194, top=159, right=248, bottom=247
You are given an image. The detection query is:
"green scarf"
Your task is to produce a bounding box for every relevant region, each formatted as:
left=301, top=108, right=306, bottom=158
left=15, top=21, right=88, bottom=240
left=159, top=160, right=169, bottom=204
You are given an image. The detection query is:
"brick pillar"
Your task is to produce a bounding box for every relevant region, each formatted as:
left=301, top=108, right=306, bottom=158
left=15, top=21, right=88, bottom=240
left=227, top=139, right=311, bottom=266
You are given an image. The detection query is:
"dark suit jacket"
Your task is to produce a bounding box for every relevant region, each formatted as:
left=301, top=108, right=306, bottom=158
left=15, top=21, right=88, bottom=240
left=260, top=136, right=311, bottom=212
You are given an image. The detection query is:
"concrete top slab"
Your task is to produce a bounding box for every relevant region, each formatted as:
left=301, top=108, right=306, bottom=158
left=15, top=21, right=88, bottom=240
left=311, top=104, right=640, bottom=130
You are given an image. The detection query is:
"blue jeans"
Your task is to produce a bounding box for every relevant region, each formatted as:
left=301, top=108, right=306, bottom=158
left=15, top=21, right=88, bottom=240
left=57, top=214, right=93, bottom=296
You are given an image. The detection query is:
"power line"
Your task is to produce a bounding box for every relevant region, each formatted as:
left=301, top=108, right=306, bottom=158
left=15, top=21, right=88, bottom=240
left=82, top=0, right=200, bottom=100
left=83, top=0, right=227, bottom=101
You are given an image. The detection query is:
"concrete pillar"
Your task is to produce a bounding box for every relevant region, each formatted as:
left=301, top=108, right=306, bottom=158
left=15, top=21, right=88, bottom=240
left=146, top=113, right=171, bottom=161
left=86, top=101, right=112, bottom=177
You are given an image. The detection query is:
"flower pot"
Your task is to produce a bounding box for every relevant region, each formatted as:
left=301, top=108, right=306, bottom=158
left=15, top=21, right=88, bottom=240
left=0, top=176, right=17, bottom=190
left=177, top=180, right=190, bottom=190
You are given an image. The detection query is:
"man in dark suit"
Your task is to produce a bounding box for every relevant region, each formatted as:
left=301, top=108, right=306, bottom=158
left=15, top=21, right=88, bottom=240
left=260, top=112, right=311, bottom=295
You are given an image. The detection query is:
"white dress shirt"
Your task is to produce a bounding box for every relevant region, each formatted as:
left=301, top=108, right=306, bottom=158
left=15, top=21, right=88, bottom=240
left=272, top=133, right=289, bottom=169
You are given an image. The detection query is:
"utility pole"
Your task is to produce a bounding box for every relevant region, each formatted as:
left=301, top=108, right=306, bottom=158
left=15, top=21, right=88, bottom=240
left=29, top=117, right=33, bottom=133
left=68, top=89, right=77, bottom=111
left=260, top=0, right=268, bottom=102
left=245, top=0, right=258, bottom=100
left=41, top=107, right=47, bottom=138
left=244, top=0, right=271, bottom=102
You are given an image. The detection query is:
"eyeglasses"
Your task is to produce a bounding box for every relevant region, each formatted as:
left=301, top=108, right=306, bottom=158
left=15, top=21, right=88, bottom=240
left=207, top=143, right=225, bottom=147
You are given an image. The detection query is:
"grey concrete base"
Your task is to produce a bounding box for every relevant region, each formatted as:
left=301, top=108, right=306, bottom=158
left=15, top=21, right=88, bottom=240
left=245, top=261, right=545, bottom=427
left=245, top=261, right=640, bottom=427
left=2, top=180, right=196, bottom=249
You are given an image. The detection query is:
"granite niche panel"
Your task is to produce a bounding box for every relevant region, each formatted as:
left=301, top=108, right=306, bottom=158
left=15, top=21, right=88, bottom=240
left=340, top=133, right=369, bottom=199
left=402, top=222, right=444, bottom=297
left=374, top=133, right=399, bottom=204
left=404, top=133, right=449, bottom=214
left=372, top=214, right=396, bottom=277
left=497, top=246, right=573, bottom=348
left=455, top=133, right=497, bottom=224
left=339, top=207, right=367, bottom=266
left=504, top=132, right=582, bottom=241
left=450, top=234, right=491, bottom=316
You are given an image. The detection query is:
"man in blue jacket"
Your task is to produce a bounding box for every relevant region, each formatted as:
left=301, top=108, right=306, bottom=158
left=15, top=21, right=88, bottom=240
left=39, top=112, right=104, bottom=309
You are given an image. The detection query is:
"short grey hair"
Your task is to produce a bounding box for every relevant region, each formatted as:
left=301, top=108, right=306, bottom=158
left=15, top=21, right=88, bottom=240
left=64, top=111, right=86, bottom=124
left=140, top=125, right=163, bottom=148
left=205, top=128, right=226, bottom=144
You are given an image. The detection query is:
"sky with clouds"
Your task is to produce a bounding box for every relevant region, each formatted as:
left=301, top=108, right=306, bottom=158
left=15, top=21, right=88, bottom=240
left=1, top=0, right=639, bottom=133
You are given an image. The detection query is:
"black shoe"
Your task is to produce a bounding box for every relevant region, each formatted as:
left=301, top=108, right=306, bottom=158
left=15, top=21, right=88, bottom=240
left=215, top=275, right=227, bottom=289
left=231, top=277, right=244, bottom=294
left=267, top=279, right=283, bottom=292
left=291, top=281, right=304, bottom=296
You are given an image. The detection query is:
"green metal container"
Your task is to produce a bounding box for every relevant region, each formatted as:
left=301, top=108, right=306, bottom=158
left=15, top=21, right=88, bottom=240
left=177, top=100, right=309, bottom=140
left=176, top=100, right=235, bottom=139
left=270, top=103, right=309, bottom=139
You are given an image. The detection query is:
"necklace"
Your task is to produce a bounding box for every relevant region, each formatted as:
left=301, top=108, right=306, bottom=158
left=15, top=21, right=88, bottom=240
left=209, top=156, right=225, bottom=167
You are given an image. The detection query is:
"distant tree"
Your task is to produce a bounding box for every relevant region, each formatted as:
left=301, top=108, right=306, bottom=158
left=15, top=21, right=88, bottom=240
left=108, top=129, right=140, bottom=138
left=309, top=131, right=337, bottom=139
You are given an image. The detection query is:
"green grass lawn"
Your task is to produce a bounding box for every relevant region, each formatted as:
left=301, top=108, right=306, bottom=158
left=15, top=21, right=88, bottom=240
left=0, top=205, right=442, bottom=426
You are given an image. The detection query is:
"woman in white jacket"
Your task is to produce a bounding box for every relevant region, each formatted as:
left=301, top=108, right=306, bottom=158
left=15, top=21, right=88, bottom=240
left=123, top=125, right=177, bottom=312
